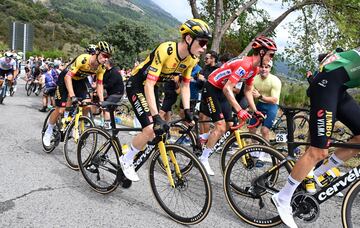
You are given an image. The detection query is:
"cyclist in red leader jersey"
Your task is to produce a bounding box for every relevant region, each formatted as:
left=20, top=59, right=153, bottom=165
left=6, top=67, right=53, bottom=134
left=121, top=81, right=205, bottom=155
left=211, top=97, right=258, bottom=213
left=198, top=36, right=277, bottom=175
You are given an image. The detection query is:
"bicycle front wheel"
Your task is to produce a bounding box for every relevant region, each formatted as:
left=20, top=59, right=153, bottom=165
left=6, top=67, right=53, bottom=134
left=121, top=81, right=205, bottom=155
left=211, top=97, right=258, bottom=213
left=26, top=83, right=33, bottom=96
left=77, top=127, right=120, bottom=194
left=342, top=180, right=360, bottom=228
left=149, top=144, right=212, bottom=225
left=64, top=116, right=95, bottom=170
left=224, top=145, right=292, bottom=227
left=220, top=132, right=270, bottom=173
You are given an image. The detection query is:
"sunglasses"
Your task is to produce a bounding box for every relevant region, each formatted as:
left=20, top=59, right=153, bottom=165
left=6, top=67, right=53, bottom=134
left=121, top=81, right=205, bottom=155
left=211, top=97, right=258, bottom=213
left=268, top=52, right=275, bottom=58
left=197, top=39, right=208, bottom=48
left=100, top=52, right=111, bottom=59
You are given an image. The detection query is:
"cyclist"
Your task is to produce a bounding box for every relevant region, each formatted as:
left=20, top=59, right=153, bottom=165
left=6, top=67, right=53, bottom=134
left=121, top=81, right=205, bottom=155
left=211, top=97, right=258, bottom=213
left=42, top=41, right=112, bottom=146
left=103, top=59, right=124, bottom=129
left=0, top=52, right=17, bottom=96
left=123, top=19, right=211, bottom=181
left=198, top=36, right=276, bottom=175
left=273, top=47, right=360, bottom=228
left=248, top=60, right=282, bottom=165
left=86, top=44, right=97, bottom=55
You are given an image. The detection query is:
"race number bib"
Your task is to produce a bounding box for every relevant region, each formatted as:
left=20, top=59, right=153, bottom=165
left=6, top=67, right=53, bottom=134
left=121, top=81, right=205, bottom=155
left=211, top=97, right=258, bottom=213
left=276, top=133, right=287, bottom=143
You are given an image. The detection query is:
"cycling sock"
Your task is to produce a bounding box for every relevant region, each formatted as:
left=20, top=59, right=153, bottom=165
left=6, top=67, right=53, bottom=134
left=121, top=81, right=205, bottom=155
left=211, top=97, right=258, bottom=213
left=123, top=144, right=140, bottom=163
left=277, top=175, right=301, bottom=204
left=200, top=147, right=212, bottom=160
left=314, top=154, right=343, bottom=178
left=45, top=123, right=55, bottom=135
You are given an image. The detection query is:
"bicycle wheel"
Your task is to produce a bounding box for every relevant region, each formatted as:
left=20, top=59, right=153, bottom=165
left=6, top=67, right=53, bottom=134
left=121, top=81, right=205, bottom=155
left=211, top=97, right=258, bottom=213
left=293, top=115, right=309, bottom=142
left=63, top=116, right=95, bottom=170
left=41, top=108, right=61, bottom=153
left=168, top=122, right=197, bottom=154
left=116, top=103, right=130, bottom=115
left=223, top=145, right=292, bottom=227
left=25, top=80, right=30, bottom=91
left=342, top=180, right=360, bottom=228
left=77, top=127, right=120, bottom=194
left=220, top=132, right=270, bottom=173
left=26, top=83, right=33, bottom=96
left=149, top=144, right=212, bottom=225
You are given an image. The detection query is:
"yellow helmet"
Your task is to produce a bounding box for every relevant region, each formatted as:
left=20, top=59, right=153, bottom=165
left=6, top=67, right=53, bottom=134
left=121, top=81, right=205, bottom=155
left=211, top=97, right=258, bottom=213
left=179, top=19, right=212, bottom=39
left=96, top=41, right=113, bottom=55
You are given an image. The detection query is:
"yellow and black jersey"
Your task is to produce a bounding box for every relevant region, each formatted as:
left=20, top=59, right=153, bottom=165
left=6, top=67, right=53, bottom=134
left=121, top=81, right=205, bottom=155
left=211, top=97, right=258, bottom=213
left=67, top=54, right=106, bottom=83
left=131, top=41, right=198, bottom=84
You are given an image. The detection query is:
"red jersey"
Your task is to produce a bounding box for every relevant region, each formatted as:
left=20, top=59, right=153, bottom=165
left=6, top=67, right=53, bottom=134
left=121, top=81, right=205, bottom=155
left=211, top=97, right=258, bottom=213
left=208, top=56, right=259, bottom=89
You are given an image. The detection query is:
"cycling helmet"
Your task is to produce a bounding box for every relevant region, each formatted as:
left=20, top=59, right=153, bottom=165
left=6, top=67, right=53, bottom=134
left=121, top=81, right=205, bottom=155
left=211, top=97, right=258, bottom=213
left=96, top=41, right=113, bottom=55
left=252, top=36, right=277, bottom=51
left=86, top=44, right=97, bottom=54
left=180, top=19, right=212, bottom=39
left=17, top=51, right=24, bottom=56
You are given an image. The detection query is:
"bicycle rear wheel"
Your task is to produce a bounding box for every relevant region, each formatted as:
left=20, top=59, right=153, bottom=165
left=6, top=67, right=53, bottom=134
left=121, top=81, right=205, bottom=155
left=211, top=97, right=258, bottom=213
left=26, top=83, right=33, bottom=96
left=63, top=116, right=95, bottom=170
left=41, top=108, right=61, bottom=153
left=223, top=145, right=292, bottom=227
left=77, top=127, right=120, bottom=194
left=149, top=144, right=212, bottom=225
left=342, top=180, right=360, bottom=228
left=220, top=132, right=270, bottom=173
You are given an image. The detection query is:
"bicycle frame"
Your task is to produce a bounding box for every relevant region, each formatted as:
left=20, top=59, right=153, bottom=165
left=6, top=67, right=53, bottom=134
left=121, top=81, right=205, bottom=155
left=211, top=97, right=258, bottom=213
left=97, top=106, right=182, bottom=187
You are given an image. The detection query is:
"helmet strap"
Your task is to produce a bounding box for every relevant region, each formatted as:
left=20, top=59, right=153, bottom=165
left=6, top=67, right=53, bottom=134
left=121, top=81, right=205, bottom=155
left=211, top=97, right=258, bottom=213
left=185, top=35, right=196, bottom=58
left=95, top=53, right=101, bottom=65
left=259, top=48, right=267, bottom=67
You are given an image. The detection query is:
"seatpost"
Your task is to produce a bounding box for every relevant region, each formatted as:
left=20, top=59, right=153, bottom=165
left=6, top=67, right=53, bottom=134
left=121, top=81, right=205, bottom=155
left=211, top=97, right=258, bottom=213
left=284, top=109, right=296, bottom=157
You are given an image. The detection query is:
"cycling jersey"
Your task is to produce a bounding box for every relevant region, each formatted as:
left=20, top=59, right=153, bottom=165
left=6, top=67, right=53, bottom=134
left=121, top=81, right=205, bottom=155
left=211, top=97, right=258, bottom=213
left=253, top=73, right=282, bottom=104
left=319, top=47, right=360, bottom=88
left=130, top=41, right=197, bottom=84
left=68, top=54, right=105, bottom=83
left=207, top=56, right=259, bottom=89
left=0, top=57, right=17, bottom=71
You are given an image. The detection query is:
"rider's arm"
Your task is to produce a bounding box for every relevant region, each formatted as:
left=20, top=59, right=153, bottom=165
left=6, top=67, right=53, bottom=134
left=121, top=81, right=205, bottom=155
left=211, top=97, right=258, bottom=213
left=244, top=83, right=258, bottom=112
left=144, top=79, right=159, bottom=116
left=64, top=72, right=75, bottom=98
left=96, top=68, right=105, bottom=102
left=223, top=80, right=242, bottom=113
left=180, top=66, right=193, bottom=110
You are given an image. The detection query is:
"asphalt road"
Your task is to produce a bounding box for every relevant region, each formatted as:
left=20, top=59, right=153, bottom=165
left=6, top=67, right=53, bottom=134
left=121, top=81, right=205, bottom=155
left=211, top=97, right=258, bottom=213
left=0, top=77, right=344, bottom=228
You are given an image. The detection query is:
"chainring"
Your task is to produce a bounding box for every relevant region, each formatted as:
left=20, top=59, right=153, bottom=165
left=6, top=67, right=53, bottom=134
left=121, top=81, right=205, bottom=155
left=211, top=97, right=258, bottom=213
left=291, top=192, right=320, bottom=223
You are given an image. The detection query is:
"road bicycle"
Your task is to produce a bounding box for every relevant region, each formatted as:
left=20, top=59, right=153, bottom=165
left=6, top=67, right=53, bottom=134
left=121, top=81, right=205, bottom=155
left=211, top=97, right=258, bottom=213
left=41, top=99, right=95, bottom=170
left=223, top=106, right=360, bottom=227
left=166, top=100, right=270, bottom=174
left=76, top=100, right=212, bottom=225
left=0, top=75, right=9, bottom=104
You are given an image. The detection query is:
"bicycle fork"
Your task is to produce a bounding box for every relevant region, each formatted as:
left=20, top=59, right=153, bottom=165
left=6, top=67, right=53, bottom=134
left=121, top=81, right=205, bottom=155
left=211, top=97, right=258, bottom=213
left=233, top=129, right=250, bottom=165
left=158, top=140, right=183, bottom=188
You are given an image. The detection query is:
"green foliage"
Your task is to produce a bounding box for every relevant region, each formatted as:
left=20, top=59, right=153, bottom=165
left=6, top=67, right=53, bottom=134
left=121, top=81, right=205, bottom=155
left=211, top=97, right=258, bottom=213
left=95, top=19, right=156, bottom=68
left=279, top=80, right=309, bottom=107
left=284, top=0, right=360, bottom=76
left=26, top=49, right=66, bottom=59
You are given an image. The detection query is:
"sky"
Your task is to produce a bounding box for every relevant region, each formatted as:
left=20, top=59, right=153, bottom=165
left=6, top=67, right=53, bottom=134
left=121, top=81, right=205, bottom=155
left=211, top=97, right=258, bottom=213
left=151, top=0, right=300, bottom=52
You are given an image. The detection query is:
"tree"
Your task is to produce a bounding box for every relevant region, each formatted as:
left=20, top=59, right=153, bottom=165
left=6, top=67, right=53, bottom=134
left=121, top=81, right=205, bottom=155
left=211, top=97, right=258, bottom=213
left=284, top=0, right=360, bottom=76
left=96, top=19, right=156, bottom=68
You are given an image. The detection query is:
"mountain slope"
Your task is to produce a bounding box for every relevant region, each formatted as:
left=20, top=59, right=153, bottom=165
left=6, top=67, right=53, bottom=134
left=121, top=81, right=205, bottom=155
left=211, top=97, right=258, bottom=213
left=0, top=0, right=180, bottom=52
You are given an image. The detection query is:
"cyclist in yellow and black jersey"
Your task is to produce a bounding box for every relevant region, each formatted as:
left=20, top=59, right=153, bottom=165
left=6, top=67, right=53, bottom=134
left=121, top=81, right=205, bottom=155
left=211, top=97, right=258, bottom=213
left=122, top=19, right=212, bottom=182
left=42, top=41, right=112, bottom=147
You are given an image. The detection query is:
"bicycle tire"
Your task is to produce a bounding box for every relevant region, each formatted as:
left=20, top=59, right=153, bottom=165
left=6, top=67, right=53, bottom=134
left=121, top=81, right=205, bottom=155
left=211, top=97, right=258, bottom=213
left=220, top=132, right=270, bottom=173
left=63, top=116, right=95, bottom=170
left=293, top=115, right=309, bottom=142
left=223, top=145, right=292, bottom=227
left=342, top=179, right=360, bottom=228
left=25, top=80, right=30, bottom=91
left=26, top=83, right=33, bottom=96
left=77, top=127, right=120, bottom=194
left=149, top=144, right=212, bottom=225
left=41, top=108, right=59, bottom=153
